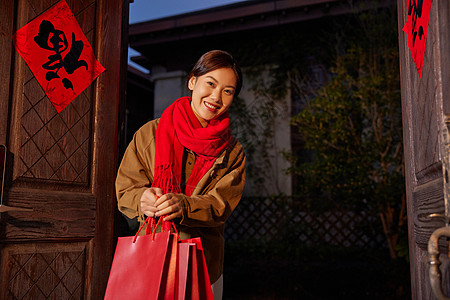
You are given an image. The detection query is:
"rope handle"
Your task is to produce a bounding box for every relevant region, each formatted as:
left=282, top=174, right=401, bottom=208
left=132, top=217, right=181, bottom=243
left=132, top=195, right=181, bottom=243
left=151, top=217, right=163, bottom=240
left=163, top=219, right=181, bottom=241
left=133, top=216, right=154, bottom=243
left=132, top=194, right=160, bottom=242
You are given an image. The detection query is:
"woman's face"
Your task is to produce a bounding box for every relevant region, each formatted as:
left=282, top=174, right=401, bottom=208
left=188, top=67, right=237, bottom=124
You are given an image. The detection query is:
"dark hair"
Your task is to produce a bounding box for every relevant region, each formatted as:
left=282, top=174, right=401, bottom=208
left=188, top=50, right=243, bottom=97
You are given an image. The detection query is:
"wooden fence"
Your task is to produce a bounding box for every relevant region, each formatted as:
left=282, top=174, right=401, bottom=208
left=225, top=196, right=386, bottom=248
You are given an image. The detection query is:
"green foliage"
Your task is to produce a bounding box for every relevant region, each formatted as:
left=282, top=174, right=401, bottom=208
left=291, top=46, right=403, bottom=207
left=287, top=6, right=407, bottom=259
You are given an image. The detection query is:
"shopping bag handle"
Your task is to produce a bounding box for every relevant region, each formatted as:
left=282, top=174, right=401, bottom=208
left=162, top=219, right=180, bottom=241
left=133, top=216, right=155, bottom=243
left=132, top=217, right=180, bottom=243
left=132, top=192, right=181, bottom=242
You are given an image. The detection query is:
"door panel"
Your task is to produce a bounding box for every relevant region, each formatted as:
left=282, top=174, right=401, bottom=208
left=398, top=0, right=450, bottom=299
left=10, top=0, right=94, bottom=185
left=1, top=242, right=89, bottom=299
left=0, top=0, right=126, bottom=298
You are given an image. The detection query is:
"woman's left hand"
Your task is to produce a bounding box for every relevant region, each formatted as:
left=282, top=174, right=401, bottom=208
left=155, top=193, right=183, bottom=221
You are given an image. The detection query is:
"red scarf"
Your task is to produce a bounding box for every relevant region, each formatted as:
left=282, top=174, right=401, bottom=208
left=152, top=96, right=232, bottom=196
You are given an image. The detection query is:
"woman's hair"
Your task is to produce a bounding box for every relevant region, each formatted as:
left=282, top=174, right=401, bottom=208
left=188, top=50, right=243, bottom=97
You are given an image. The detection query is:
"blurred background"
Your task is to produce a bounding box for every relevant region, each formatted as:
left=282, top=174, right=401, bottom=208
left=121, top=0, right=410, bottom=299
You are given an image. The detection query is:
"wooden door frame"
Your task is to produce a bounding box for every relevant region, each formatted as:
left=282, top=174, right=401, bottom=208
left=88, top=0, right=129, bottom=297
left=397, top=0, right=450, bottom=298
left=397, top=0, right=419, bottom=296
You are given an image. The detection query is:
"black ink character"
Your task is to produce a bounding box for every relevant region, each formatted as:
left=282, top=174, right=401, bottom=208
left=34, top=20, right=88, bottom=90
left=407, top=0, right=424, bottom=48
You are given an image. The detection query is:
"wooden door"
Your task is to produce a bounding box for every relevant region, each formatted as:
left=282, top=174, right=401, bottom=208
left=0, top=0, right=127, bottom=299
left=398, top=1, right=450, bottom=299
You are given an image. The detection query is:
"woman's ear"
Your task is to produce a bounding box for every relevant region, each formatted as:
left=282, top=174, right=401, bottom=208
left=188, top=76, right=196, bottom=91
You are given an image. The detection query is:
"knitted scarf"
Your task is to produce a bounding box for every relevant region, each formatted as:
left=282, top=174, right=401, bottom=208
left=152, top=96, right=232, bottom=197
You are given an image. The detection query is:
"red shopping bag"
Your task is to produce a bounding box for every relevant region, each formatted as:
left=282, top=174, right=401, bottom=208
left=105, top=217, right=214, bottom=300
left=162, top=220, right=214, bottom=300
left=176, top=243, right=192, bottom=299
left=181, top=237, right=214, bottom=300
left=104, top=217, right=172, bottom=300
left=185, top=242, right=199, bottom=299
left=160, top=227, right=178, bottom=300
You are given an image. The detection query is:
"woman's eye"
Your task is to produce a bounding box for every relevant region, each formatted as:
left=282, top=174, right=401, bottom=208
left=207, top=81, right=214, bottom=87
left=224, top=89, right=234, bottom=95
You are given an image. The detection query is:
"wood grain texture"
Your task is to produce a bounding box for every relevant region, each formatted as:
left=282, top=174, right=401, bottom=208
left=0, top=1, right=14, bottom=146
left=438, top=1, right=450, bottom=115
left=397, top=0, right=420, bottom=296
left=0, top=187, right=96, bottom=241
left=88, top=0, right=127, bottom=297
left=412, top=178, right=445, bottom=248
left=409, top=15, right=441, bottom=178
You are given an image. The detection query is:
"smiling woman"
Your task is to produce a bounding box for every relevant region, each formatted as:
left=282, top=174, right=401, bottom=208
left=115, top=50, right=246, bottom=299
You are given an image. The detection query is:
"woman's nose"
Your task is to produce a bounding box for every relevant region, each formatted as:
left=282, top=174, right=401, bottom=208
left=211, top=89, right=221, bottom=101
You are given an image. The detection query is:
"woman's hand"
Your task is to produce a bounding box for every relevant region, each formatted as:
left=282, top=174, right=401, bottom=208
left=155, top=193, right=183, bottom=221
left=140, top=187, right=163, bottom=218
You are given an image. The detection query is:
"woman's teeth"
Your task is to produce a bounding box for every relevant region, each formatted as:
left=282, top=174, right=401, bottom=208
left=204, top=102, right=219, bottom=110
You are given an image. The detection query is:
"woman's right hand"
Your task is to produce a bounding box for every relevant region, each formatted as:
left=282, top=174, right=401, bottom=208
left=140, top=187, right=163, bottom=218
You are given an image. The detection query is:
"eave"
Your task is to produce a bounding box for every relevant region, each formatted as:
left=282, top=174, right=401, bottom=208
left=129, top=0, right=396, bottom=71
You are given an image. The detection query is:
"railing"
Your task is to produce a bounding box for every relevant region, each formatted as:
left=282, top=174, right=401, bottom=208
left=225, top=196, right=385, bottom=248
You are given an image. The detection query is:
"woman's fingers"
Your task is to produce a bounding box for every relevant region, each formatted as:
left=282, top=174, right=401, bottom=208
left=155, top=193, right=179, bottom=207
left=162, top=210, right=181, bottom=221
left=155, top=193, right=182, bottom=219
left=142, top=205, right=158, bottom=217
left=151, top=187, right=164, bottom=198
left=141, top=199, right=158, bottom=217
left=156, top=203, right=180, bottom=216
left=140, top=188, right=161, bottom=217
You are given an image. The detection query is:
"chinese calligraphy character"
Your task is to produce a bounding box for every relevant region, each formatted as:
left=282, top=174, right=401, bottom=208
left=402, top=0, right=433, bottom=77
left=407, top=0, right=424, bottom=47
left=34, top=20, right=88, bottom=90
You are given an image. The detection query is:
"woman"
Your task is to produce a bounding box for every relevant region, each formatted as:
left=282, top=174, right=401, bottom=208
left=115, top=50, right=246, bottom=299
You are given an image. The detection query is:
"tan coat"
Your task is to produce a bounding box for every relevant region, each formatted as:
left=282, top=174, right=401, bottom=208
left=115, top=119, right=246, bottom=283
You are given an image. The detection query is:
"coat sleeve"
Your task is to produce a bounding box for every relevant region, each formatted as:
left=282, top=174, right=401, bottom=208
left=115, top=122, right=156, bottom=223
left=178, top=143, right=246, bottom=227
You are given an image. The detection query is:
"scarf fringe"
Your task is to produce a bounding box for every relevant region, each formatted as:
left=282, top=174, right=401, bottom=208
left=152, top=165, right=181, bottom=194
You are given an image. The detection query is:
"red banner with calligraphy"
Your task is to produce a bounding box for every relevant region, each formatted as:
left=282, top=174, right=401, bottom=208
left=13, top=0, right=105, bottom=112
left=402, top=0, right=433, bottom=77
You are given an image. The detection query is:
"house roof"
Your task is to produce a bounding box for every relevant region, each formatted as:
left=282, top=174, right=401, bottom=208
left=129, top=0, right=395, bottom=71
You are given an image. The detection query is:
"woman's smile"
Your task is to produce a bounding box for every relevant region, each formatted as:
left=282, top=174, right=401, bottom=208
left=204, top=101, right=222, bottom=111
